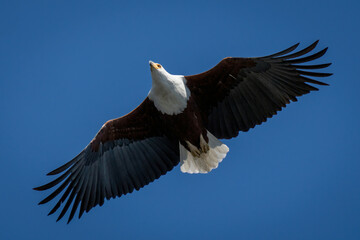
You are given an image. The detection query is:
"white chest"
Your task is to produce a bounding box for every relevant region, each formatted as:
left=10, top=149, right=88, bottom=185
left=148, top=72, right=191, bottom=115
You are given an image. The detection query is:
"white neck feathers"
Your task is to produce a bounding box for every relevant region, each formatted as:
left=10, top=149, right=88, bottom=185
left=148, top=67, right=190, bottom=115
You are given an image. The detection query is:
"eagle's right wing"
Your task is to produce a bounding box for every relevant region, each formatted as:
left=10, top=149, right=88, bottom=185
left=185, top=41, right=332, bottom=139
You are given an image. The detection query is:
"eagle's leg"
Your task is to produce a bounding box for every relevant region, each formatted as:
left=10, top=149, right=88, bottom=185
left=185, top=140, right=202, bottom=158
left=180, top=130, right=229, bottom=174
left=185, top=133, right=210, bottom=158
left=200, top=134, right=210, bottom=153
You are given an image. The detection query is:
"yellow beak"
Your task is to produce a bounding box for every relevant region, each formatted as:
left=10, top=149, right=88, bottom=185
left=149, top=61, right=161, bottom=69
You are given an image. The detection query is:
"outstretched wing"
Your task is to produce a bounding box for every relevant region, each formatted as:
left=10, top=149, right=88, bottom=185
left=185, top=41, right=332, bottom=139
left=34, top=98, right=179, bottom=223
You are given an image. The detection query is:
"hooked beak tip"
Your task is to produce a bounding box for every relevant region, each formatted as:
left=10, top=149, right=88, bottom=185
left=149, top=61, right=156, bottom=70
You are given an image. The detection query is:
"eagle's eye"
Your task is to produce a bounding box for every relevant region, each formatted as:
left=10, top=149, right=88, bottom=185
left=157, top=64, right=161, bottom=69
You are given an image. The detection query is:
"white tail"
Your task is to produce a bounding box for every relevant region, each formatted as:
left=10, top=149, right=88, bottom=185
left=180, top=130, right=229, bottom=174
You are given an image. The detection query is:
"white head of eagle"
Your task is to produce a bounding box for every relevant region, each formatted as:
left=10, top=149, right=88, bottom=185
left=148, top=60, right=191, bottom=115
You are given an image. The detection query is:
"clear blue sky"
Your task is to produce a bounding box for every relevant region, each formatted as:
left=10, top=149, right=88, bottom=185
left=1, top=0, right=359, bottom=239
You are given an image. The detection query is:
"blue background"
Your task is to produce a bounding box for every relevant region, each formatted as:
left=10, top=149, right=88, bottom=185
left=1, top=0, right=359, bottom=239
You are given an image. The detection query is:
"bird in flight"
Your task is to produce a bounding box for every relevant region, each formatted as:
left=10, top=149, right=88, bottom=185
left=34, top=41, right=332, bottom=223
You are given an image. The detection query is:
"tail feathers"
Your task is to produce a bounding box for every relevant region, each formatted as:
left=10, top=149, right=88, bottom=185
left=180, top=131, right=229, bottom=174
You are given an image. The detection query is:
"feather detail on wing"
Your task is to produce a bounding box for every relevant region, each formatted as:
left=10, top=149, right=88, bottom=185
left=185, top=41, right=332, bottom=139
left=34, top=98, right=179, bottom=223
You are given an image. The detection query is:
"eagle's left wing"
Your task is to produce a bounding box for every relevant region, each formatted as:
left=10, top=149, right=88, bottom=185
left=185, top=41, right=332, bottom=139
left=34, top=98, right=179, bottom=223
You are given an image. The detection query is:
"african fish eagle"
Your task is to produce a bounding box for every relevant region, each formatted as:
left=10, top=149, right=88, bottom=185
left=34, top=41, right=332, bottom=223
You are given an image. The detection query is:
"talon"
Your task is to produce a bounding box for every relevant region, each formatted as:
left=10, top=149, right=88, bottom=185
left=200, top=134, right=209, bottom=153
left=186, top=141, right=201, bottom=157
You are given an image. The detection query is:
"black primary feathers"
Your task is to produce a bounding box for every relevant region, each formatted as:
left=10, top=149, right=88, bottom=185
left=34, top=136, right=179, bottom=223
